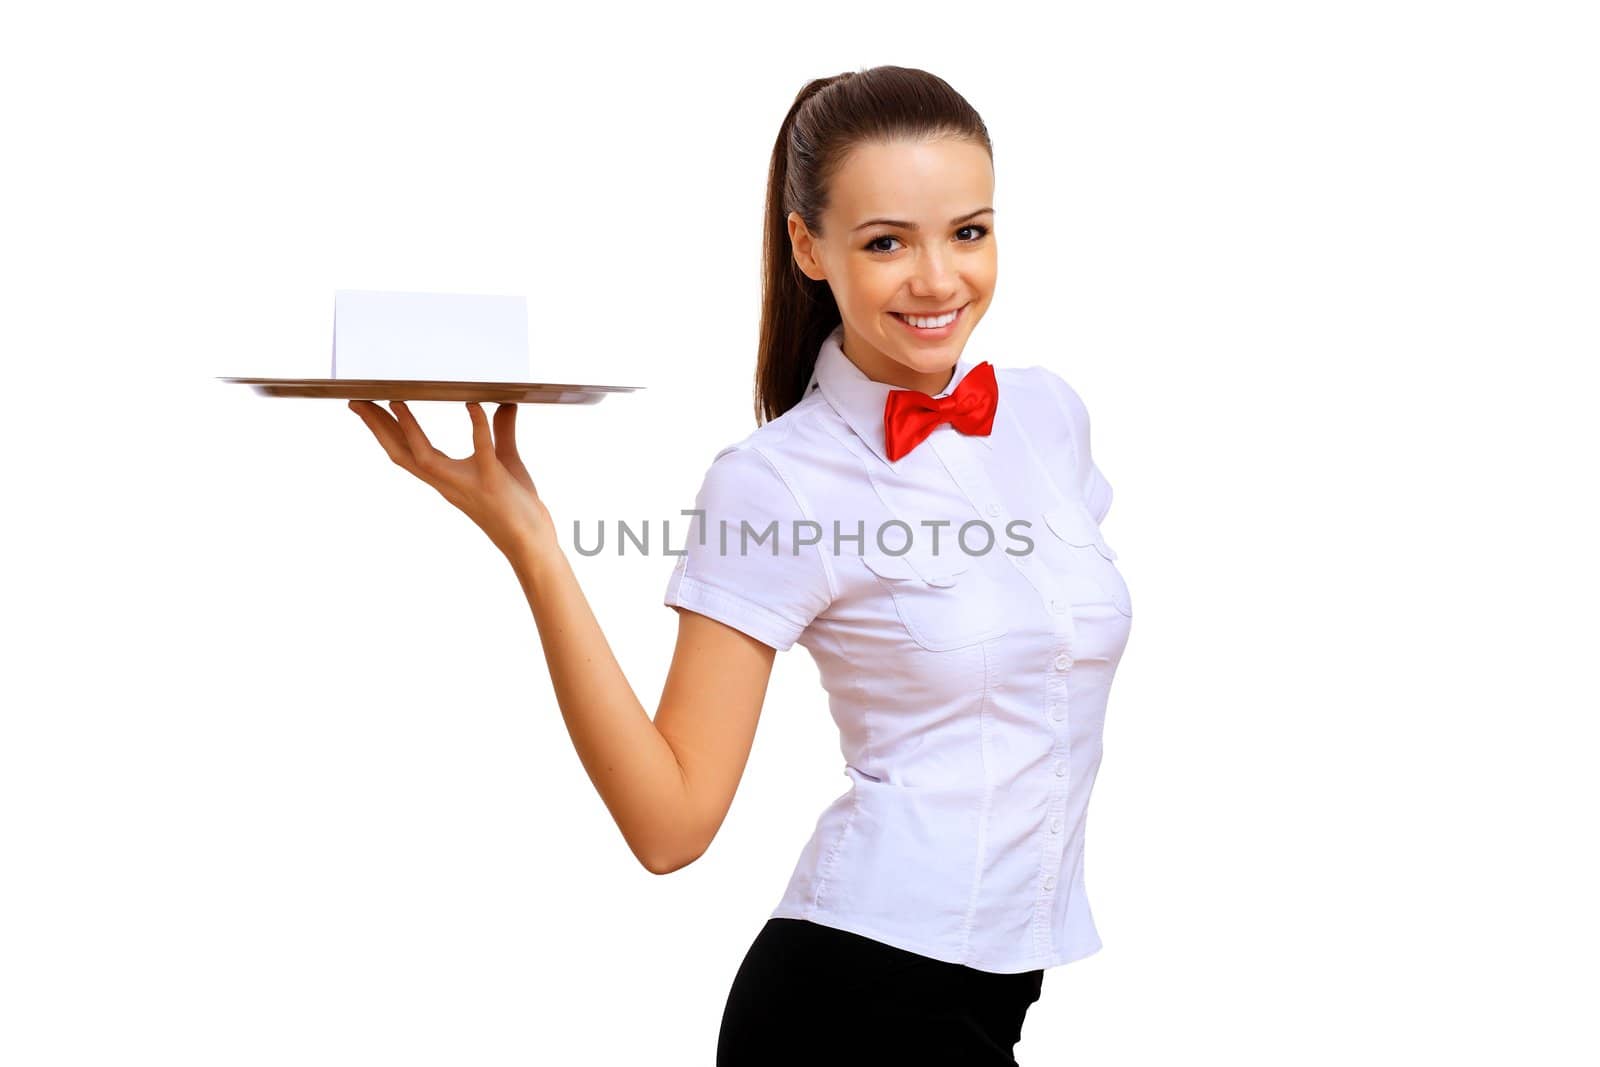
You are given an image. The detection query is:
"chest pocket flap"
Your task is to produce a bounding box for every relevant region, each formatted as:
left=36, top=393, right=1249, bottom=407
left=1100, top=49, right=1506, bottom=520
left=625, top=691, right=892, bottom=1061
left=1041, top=501, right=1132, bottom=617
left=1043, top=500, right=1118, bottom=560
left=859, top=549, right=1009, bottom=651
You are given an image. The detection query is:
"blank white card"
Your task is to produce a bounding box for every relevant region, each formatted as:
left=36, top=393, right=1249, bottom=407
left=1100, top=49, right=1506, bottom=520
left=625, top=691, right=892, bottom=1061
left=331, top=290, right=530, bottom=382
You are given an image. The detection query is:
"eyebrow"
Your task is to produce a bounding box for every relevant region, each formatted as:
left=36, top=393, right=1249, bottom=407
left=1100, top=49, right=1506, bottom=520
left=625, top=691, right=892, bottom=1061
left=851, top=207, right=995, bottom=233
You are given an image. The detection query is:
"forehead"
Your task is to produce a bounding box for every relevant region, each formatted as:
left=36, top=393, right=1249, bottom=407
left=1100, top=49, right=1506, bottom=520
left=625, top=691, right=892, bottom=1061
left=827, top=138, right=994, bottom=219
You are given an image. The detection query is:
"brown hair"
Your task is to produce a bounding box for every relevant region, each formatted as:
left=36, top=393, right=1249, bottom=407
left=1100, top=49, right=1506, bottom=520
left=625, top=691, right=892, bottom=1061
left=754, top=65, right=993, bottom=425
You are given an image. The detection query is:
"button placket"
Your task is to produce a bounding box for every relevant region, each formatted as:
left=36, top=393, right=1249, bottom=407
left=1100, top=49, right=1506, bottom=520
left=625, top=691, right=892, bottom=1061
left=1035, top=775, right=1069, bottom=940
left=1034, top=790, right=1070, bottom=949
left=931, top=425, right=1078, bottom=955
left=1039, top=658, right=1072, bottom=936
left=1048, top=654, right=1070, bottom=725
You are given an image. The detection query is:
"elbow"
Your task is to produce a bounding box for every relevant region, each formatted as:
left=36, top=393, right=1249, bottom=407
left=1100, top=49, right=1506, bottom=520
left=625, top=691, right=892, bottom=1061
left=642, top=853, right=694, bottom=876
left=634, top=786, right=714, bottom=874
left=637, top=833, right=709, bottom=876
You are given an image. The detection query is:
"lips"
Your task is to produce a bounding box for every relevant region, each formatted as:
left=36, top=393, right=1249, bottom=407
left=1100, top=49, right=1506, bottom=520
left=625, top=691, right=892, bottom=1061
left=889, top=302, right=968, bottom=336
left=891, top=302, right=967, bottom=322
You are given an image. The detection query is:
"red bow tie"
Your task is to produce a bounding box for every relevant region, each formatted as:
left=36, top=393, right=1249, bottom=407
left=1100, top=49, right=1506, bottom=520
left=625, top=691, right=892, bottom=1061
left=882, top=361, right=998, bottom=462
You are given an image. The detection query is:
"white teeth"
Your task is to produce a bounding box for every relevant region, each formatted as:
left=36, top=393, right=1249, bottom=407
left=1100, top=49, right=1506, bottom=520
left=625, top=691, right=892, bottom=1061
left=895, top=308, right=959, bottom=329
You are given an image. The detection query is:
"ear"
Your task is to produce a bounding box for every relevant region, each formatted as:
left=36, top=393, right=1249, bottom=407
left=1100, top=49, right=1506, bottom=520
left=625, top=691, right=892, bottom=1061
left=788, top=211, right=826, bottom=282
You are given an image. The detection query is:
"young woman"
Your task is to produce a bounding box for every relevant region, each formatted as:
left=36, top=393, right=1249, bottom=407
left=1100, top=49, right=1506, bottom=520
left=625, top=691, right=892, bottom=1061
left=349, top=65, right=1132, bottom=1066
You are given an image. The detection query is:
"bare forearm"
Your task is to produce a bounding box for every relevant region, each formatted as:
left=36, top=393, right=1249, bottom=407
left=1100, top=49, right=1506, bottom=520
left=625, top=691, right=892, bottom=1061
left=504, top=530, right=696, bottom=873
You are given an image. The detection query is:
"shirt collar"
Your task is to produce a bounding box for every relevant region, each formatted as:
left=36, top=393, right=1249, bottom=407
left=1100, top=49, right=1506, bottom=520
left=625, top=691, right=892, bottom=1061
left=804, top=323, right=992, bottom=466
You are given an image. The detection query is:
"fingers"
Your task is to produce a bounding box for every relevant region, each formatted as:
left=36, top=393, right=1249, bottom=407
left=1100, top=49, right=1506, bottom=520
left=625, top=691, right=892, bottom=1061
left=350, top=400, right=516, bottom=501
left=493, top=403, right=538, bottom=494
left=493, top=402, right=519, bottom=462
left=465, top=402, right=495, bottom=470
left=388, top=400, right=446, bottom=473
left=493, top=401, right=516, bottom=448
left=467, top=403, right=502, bottom=483
left=348, top=399, right=419, bottom=473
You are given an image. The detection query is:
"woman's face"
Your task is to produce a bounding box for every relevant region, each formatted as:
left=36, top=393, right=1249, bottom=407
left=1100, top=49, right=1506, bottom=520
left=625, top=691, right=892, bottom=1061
left=790, top=136, right=997, bottom=394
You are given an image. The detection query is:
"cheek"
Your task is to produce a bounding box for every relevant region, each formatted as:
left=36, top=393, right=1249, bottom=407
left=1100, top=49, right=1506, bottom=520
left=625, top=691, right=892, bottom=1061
left=969, top=254, right=998, bottom=291
left=838, top=265, right=903, bottom=312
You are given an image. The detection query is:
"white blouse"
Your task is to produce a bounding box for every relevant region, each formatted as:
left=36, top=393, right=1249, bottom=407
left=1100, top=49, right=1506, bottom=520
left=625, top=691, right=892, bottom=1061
left=663, top=324, right=1132, bottom=974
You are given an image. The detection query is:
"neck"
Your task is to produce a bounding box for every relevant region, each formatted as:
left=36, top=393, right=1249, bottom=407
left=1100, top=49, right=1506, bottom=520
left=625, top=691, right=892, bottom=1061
left=841, top=330, right=960, bottom=395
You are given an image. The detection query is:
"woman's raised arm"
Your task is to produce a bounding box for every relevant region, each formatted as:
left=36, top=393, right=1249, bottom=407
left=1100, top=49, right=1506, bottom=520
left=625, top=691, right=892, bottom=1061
left=347, top=400, right=776, bottom=874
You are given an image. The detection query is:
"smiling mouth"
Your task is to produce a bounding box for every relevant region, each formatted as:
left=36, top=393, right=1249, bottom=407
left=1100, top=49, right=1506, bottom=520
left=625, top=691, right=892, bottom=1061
left=889, top=302, right=969, bottom=329
left=891, top=303, right=967, bottom=319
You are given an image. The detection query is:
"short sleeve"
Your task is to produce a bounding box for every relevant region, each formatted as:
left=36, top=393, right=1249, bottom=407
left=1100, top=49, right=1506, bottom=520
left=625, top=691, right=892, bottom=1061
left=1036, top=367, right=1114, bottom=524
left=663, top=445, right=834, bottom=652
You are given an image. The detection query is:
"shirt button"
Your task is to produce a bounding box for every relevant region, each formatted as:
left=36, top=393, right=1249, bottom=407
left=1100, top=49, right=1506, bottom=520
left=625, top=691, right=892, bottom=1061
left=1052, top=707, right=1065, bottom=722
left=1050, top=817, right=1062, bottom=833
left=1050, top=598, right=1066, bottom=614
left=987, top=502, right=1001, bottom=517
left=1054, top=761, right=1067, bottom=777
left=1054, top=654, right=1071, bottom=671
left=1044, top=875, right=1057, bottom=892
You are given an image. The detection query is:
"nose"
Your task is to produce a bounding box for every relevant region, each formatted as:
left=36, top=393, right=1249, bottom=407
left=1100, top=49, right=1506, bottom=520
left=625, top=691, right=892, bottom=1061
left=907, top=246, right=960, bottom=300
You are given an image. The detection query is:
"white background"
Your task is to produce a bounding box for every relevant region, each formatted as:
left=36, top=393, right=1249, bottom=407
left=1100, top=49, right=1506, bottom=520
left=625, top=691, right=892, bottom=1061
left=3, top=1, right=1596, bottom=1063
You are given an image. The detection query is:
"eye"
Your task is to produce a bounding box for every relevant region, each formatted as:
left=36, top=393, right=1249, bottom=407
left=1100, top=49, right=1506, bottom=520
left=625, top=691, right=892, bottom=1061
left=863, top=225, right=991, bottom=256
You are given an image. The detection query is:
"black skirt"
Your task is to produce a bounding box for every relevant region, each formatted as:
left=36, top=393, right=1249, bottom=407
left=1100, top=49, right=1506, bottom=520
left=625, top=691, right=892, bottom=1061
left=718, top=917, right=1046, bottom=1066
